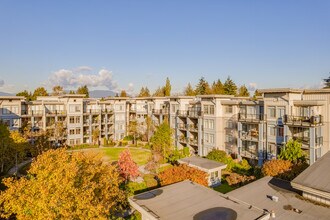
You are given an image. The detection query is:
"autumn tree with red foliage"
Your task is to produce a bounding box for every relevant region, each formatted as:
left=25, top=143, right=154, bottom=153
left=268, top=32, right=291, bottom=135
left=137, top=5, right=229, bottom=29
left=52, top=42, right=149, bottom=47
left=262, top=159, right=292, bottom=177
left=158, top=164, right=208, bottom=186
left=118, top=149, right=139, bottom=182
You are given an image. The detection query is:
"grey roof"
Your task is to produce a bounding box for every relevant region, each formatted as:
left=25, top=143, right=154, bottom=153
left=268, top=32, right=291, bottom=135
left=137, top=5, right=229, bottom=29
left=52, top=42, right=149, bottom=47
left=228, top=176, right=330, bottom=220
left=292, top=151, right=330, bottom=196
left=178, top=156, right=227, bottom=171
left=129, top=180, right=269, bottom=220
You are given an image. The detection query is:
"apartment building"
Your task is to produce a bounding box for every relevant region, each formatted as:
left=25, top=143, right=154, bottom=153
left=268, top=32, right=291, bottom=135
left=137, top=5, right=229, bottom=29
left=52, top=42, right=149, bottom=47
left=1, top=88, right=330, bottom=164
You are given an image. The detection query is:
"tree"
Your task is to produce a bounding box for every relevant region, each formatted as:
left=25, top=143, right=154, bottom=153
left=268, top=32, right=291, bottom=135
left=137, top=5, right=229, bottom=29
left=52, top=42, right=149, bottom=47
left=0, top=149, right=126, bottom=219
left=32, top=87, right=48, bottom=100
left=92, top=128, right=100, bottom=145
left=211, top=79, right=224, bottom=94
left=225, top=173, right=255, bottom=186
left=158, top=164, right=208, bottom=186
left=206, top=149, right=229, bottom=163
left=145, top=116, right=155, bottom=144
left=150, top=122, right=173, bottom=159
left=262, top=159, right=292, bottom=177
left=279, top=139, right=306, bottom=164
left=0, top=121, right=13, bottom=173
left=128, top=120, right=138, bottom=145
left=16, top=90, right=32, bottom=101
left=253, top=90, right=262, bottom=100
left=76, top=85, right=89, bottom=98
left=237, top=85, right=250, bottom=97
left=164, top=77, right=171, bottom=96
left=52, top=85, right=64, bottom=95
left=138, top=87, right=151, bottom=97
left=53, top=121, right=66, bottom=146
left=323, top=74, right=330, bottom=88
left=118, top=149, right=139, bottom=182
left=10, top=131, right=29, bottom=171
left=24, top=130, right=50, bottom=156
left=153, top=87, right=164, bottom=97
left=69, top=90, right=75, bottom=94
left=195, top=77, right=211, bottom=95
left=120, top=90, right=128, bottom=97
left=184, top=83, right=196, bottom=96
left=223, top=77, right=237, bottom=95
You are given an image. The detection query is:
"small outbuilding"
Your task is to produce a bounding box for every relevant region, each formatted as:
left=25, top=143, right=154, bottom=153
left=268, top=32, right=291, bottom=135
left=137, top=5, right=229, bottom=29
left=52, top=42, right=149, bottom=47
left=178, top=156, right=227, bottom=186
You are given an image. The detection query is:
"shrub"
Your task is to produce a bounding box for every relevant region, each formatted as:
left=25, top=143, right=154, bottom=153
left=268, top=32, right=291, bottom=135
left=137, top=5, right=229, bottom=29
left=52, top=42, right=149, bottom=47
left=262, top=159, right=292, bottom=177
left=158, top=164, right=208, bottom=186
left=225, top=173, right=256, bottom=186
left=183, top=147, right=190, bottom=157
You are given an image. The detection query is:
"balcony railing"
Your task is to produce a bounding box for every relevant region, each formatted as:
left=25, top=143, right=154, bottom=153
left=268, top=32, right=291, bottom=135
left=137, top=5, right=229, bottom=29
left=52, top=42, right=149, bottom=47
left=21, top=110, right=44, bottom=116
left=178, top=123, right=187, bottom=130
left=46, top=110, right=67, bottom=115
left=238, top=113, right=265, bottom=122
left=239, top=130, right=259, bottom=142
left=188, top=124, right=198, bottom=132
left=179, top=136, right=188, bottom=143
left=189, top=139, right=198, bottom=146
left=152, top=109, right=169, bottom=115
left=177, top=110, right=188, bottom=117
left=283, top=115, right=323, bottom=127
left=188, top=110, right=202, bottom=118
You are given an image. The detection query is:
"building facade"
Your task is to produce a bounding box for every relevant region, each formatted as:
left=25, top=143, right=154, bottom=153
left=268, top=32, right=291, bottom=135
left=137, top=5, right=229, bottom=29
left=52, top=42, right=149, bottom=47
left=1, top=88, right=330, bottom=164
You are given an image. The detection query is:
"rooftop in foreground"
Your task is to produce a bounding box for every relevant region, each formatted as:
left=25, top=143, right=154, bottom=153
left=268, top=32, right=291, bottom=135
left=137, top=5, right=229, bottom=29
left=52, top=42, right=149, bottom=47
left=129, top=180, right=270, bottom=220
left=228, top=176, right=330, bottom=220
left=178, top=156, right=227, bottom=171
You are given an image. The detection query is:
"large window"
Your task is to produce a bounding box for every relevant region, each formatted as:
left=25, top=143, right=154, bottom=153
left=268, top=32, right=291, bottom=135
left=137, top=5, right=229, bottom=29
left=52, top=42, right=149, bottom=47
left=204, top=119, right=214, bottom=129
left=69, top=104, right=81, bottom=113
left=277, top=107, right=285, bottom=118
left=204, top=133, right=215, bottom=144
left=225, top=106, right=233, bottom=114
left=268, top=107, right=276, bottom=118
left=269, top=126, right=276, bottom=136
left=204, top=105, right=215, bottom=115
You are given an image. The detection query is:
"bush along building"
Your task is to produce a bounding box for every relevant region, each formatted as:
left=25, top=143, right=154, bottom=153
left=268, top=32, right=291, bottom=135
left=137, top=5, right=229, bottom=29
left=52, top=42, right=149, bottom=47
left=1, top=87, right=329, bottom=165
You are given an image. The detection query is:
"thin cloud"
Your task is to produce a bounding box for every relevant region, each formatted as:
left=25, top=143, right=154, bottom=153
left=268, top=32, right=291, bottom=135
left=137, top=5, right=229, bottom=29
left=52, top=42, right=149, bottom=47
left=247, top=82, right=257, bottom=91
left=47, top=68, right=119, bottom=91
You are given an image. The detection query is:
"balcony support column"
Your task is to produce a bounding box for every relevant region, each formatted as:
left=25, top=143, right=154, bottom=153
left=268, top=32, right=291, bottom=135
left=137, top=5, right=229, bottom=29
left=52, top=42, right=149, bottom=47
left=198, top=117, right=203, bottom=156
left=309, top=127, right=316, bottom=164
left=258, top=123, right=264, bottom=166
left=105, top=114, right=108, bottom=140
left=89, top=114, right=92, bottom=144
left=237, top=122, right=242, bottom=161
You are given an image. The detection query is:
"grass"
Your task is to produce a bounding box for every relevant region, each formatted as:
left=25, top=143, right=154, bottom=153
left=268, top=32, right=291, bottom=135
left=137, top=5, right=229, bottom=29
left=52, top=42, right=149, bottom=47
left=102, top=148, right=151, bottom=165
left=213, top=181, right=238, bottom=194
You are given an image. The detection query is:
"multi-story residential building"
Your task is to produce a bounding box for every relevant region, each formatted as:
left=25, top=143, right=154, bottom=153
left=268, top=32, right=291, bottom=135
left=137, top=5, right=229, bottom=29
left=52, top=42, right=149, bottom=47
left=1, top=88, right=330, bottom=164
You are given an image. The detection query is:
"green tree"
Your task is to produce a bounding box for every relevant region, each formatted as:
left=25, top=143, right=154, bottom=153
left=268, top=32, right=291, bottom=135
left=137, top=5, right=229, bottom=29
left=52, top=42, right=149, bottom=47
left=153, top=87, right=164, bottom=97
left=138, top=87, right=151, bottom=97
left=164, top=77, right=171, bottom=96
left=0, top=149, right=126, bottom=219
left=16, top=90, right=32, bottom=101
left=323, top=74, right=330, bottom=88
left=195, top=77, right=211, bottom=95
left=69, top=90, right=75, bottom=94
left=32, top=87, right=48, bottom=100
left=145, top=116, right=155, bottom=144
left=128, top=119, right=138, bottom=145
left=52, top=85, right=64, bottom=95
left=120, top=90, right=128, bottom=97
left=211, top=79, right=224, bottom=94
left=237, top=85, right=250, bottom=97
left=92, top=128, right=100, bottom=145
left=184, top=83, right=196, bottom=96
left=150, top=122, right=173, bottom=159
left=223, top=77, right=237, bottom=95
left=0, top=122, right=13, bottom=173
left=279, top=139, right=306, bottom=164
left=253, top=90, right=262, bottom=100
left=76, top=85, right=89, bottom=98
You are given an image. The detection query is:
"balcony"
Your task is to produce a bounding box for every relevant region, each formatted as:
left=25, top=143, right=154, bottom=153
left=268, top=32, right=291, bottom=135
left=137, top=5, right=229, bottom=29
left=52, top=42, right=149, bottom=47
left=238, top=113, right=264, bottom=123
left=188, top=110, right=202, bottom=118
left=177, top=110, right=188, bottom=117
left=178, top=123, right=187, bottom=130
left=152, top=109, right=169, bottom=115
left=286, top=135, right=323, bottom=147
left=188, top=124, right=198, bottom=132
left=240, top=143, right=258, bottom=159
left=189, top=138, right=198, bottom=146
left=283, top=115, right=323, bottom=127
left=179, top=136, right=188, bottom=144
left=239, top=130, right=259, bottom=142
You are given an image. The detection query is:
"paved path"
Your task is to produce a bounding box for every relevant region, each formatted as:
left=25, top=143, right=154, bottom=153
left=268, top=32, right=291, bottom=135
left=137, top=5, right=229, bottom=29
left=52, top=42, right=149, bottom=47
left=7, top=158, right=33, bottom=176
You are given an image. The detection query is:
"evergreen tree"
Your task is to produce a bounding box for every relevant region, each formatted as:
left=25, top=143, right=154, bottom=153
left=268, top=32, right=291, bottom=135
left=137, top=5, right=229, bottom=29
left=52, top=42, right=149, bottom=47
left=32, top=87, right=48, bottom=100
left=138, top=87, right=151, bottom=97
left=184, top=83, right=196, bottom=96
left=150, top=121, right=173, bottom=158
left=253, top=90, right=262, bottom=100
left=69, top=90, right=75, bottom=94
left=195, top=77, right=211, bottom=95
left=52, top=85, right=64, bottom=95
left=237, top=85, right=250, bottom=97
left=211, top=79, right=224, bottom=94
left=164, top=77, right=171, bottom=96
left=153, top=87, right=164, bottom=97
left=120, top=90, right=127, bottom=97
left=323, top=74, right=330, bottom=88
left=76, top=85, right=89, bottom=98
left=16, top=90, right=32, bottom=101
left=223, top=77, right=237, bottom=95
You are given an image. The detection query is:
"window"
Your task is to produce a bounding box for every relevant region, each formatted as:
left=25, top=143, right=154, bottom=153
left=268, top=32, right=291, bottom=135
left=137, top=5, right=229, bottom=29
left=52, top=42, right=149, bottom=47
left=225, top=106, right=233, bottom=114
left=204, top=119, right=214, bottom=129
left=75, top=116, right=80, bottom=123
left=204, top=105, right=215, bottom=115
left=268, top=107, right=276, bottom=118
left=226, top=135, right=233, bottom=143
left=227, top=120, right=233, bottom=129
left=2, top=106, right=11, bottom=114
left=277, top=107, right=285, bottom=118
left=76, top=128, right=81, bottom=135
left=70, top=129, right=75, bottom=135
left=269, top=126, right=276, bottom=136
left=278, top=126, right=284, bottom=137
left=76, top=139, right=81, bottom=145
left=204, top=133, right=215, bottom=144
left=69, top=139, right=75, bottom=145
left=70, top=117, right=75, bottom=124
left=171, top=104, right=178, bottom=114
left=69, top=104, right=81, bottom=113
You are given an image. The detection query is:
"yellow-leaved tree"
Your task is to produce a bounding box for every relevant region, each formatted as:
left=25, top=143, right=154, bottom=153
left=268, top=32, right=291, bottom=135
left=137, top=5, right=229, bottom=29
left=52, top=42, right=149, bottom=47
left=0, top=148, right=126, bottom=219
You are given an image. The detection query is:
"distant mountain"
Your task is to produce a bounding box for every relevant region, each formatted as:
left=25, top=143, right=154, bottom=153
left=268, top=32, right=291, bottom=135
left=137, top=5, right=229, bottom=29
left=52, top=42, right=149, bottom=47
left=89, top=90, right=116, bottom=98
left=0, top=91, right=14, bottom=96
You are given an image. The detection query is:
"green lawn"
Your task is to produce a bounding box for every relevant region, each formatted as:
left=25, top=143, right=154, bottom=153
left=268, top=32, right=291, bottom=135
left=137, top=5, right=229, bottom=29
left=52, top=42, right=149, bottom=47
left=102, top=148, right=151, bottom=165
left=213, top=181, right=237, bottom=194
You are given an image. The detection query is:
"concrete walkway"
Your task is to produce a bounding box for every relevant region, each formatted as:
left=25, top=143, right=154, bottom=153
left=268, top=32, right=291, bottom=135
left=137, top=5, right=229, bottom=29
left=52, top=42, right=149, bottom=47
left=7, top=158, right=33, bottom=176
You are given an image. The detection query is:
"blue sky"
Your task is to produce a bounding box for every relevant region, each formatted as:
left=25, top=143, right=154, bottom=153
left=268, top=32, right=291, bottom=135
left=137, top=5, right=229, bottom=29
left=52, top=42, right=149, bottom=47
left=0, top=1, right=330, bottom=94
